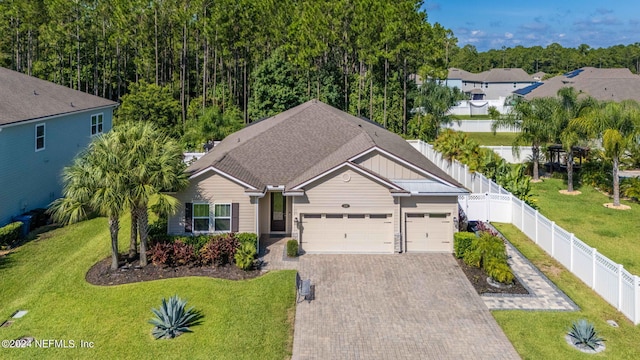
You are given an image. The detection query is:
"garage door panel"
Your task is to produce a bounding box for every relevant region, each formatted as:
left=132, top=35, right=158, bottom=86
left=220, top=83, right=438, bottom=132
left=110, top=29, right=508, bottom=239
left=301, top=213, right=393, bottom=253
left=405, top=213, right=452, bottom=252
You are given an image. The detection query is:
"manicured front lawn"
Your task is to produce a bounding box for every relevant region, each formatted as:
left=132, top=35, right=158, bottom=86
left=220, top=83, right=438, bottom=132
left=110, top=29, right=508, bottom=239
left=464, top=132, right=523, bottom=146
left=0, top=217, right=296, bottom=359
left=532, top=178, right=640, bottom=274
left=493, top=223, right=640, bottom=359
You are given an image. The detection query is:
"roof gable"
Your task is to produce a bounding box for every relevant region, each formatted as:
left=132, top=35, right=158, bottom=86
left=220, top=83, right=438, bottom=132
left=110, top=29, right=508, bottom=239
left=0, top=67, right=117, bottom=126
left=188, top=100, right=463, bottom=192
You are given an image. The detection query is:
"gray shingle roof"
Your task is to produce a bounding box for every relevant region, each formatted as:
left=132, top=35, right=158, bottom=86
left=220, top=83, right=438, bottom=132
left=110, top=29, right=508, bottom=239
left=0, top=67, right=117, bottom=126
left=188, top=100, right=462, bottom=192
left=449, top=68, right=534, bottom=83
left=521, top=67, right=640, bottom=102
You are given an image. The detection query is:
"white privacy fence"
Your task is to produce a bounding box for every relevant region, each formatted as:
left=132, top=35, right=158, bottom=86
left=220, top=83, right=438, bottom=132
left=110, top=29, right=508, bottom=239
left=442, top=119, right=518, bottom=133
left=408, top=139, right=640, bottom=325
left=481, top=146, right=532, bottom=163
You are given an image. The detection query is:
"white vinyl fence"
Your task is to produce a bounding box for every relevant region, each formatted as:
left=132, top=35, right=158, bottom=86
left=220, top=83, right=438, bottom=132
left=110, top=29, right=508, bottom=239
left=408, top=139, right=640, bottom=325
left=442, top=120, right=518, bottom=133
left=481, top=146, right=532, bottom=163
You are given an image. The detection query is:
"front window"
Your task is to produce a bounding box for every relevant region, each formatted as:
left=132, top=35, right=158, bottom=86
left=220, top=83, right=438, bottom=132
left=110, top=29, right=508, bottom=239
left=193, top=203, right=210, bottom=232
left=214, top=204, right=231, bottom=232
left=91, top=113, right=104, bottom=135
left=35, top=124, right=45, bottom=151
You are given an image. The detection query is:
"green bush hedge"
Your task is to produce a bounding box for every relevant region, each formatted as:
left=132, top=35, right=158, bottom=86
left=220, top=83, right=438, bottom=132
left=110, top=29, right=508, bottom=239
left=236, top=232, right=258, bottom=249
left=0, top=221, right=23, bottom=247
left=454, top=232, right=476, bottom=258
left=286, top=239, right=298, bottom=257
left=461, top=231, right=514, bottom=284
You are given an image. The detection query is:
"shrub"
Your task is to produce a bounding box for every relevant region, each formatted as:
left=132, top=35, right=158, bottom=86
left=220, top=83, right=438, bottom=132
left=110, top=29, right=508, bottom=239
left=182, top=235, right=210, bottom=255
left=286, top=239, right=299, bottom=257
left=200, top=234, right=238, bottom=266
left=149, top=295, right=202, bottom=339
left=236, top=232, right=258, bottom=248
left=454, top=232, right=476, bottom=258
left=0, top=221, right=23, bottom=247
left=234, top=242, right=257, bottom=270
left=173, top=240, right=195, bottom=265
left=463, top=232, right=514, bottom=284
left=485, top=258, right=515, bottom=284
left=149, top=242, right=173, bottom=266
left=567, top=319, right=605, bottom=351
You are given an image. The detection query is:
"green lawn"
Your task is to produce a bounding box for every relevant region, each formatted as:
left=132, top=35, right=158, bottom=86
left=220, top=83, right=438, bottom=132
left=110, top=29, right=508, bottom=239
left=0, top=217, right=296, bottom=359
left=532, top=178, right=640, bottom=274
left=464, top=132, right=524, bottom=146
left=492, top=223, right=640, bottom=359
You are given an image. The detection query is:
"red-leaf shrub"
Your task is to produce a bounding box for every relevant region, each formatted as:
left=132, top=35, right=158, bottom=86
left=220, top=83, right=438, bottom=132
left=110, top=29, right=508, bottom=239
left=200, top=233, right=239, bottom=266
left=150, top=242, right=173, bottom=266
left=173, top=240, right=195, bottom=265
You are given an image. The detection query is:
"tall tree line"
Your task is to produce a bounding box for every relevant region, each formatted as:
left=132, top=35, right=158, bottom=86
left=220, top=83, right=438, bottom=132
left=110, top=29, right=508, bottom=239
left=0, top=0, right=452, bottom=135
left=449, top=43, right=640, bottom=76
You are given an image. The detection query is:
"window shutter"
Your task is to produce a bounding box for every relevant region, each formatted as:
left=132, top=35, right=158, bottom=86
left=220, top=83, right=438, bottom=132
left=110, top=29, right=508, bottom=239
left=185, top=203, right=193, bottom=233
left=231, top=203, right=239, bottom=233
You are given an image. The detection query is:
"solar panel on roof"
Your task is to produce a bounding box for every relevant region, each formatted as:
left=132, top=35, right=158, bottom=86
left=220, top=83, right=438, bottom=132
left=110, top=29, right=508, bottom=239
left=563, top=69, right=584, bottom=78
left=513, top=82, right=544, bottom=96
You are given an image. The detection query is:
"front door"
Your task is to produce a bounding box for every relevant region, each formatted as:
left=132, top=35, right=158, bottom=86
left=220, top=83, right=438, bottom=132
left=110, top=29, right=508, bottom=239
left=270, top=192, right=286, bottom=232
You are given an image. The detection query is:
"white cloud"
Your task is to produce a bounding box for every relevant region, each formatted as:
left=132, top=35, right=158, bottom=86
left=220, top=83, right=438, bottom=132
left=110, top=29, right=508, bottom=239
left=505, top=32, right=514, bottom=39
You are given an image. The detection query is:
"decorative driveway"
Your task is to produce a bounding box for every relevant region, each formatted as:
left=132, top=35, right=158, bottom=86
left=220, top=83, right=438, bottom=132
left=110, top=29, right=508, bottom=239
left=289, top=253, right=520, bottom=360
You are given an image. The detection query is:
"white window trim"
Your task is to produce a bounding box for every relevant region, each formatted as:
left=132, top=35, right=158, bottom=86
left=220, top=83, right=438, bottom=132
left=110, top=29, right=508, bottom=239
left=91, top=113, right=104, bottom=136
left=192, top=203, right=211, bottom=233
left=35, top=123, right=45, bottom=152
left=213, top=203, right=232, bottom=233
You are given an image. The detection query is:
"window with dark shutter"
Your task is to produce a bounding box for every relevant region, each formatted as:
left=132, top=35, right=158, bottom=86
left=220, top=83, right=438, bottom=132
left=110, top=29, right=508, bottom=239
left=185, top=202, right=193, bottom=233
left=232, top=203, right=239, bottom=232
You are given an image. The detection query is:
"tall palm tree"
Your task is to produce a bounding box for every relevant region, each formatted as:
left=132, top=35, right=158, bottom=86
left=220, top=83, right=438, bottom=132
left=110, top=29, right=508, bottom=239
left=117, top=122, right=188, bottom=266
left=49, top=134, right=127, bottom=270
left=493, top=96, right=557, bottom=181
left=553, top=87, right=597, bottom=193
left=574, top=100, right=640, bottom=206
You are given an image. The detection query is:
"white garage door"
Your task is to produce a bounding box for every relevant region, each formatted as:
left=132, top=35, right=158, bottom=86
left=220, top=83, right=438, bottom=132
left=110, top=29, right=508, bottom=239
left=301, top=213, right=394, bottom=253
left=405, top=213, right=452, bottom=252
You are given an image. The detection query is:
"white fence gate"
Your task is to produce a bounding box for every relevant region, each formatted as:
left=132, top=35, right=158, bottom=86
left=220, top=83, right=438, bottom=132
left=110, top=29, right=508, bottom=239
left=408, top=139, right=640, bottom=325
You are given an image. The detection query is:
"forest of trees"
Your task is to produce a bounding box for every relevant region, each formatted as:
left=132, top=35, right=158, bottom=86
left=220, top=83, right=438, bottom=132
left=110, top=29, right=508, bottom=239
left=448, top=43, right=640, bottom=77
left=0, top=0, right=454, bottom=141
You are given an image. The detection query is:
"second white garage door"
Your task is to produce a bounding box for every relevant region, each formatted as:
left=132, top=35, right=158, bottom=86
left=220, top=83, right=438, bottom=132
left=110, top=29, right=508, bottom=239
left=301, top=213, right=394, bottom=253
left=405, top=213, right=452, bottom=252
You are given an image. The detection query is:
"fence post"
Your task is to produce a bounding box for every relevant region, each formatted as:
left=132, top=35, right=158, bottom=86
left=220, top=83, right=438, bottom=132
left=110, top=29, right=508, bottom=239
left=618, top=264, right=624, bottom=310
left=635, top=276, right=640, bottom=325
left=485, top=193, right=490, bottom=222
left=592, top=248, right=598, bottom=290
left=521, top=199, right=525, bottom=232
left=535, top=210, right=539, bottom=244
left=569, top=233, right=574, bottom=272
left=464, top=164, right=469, bottom=188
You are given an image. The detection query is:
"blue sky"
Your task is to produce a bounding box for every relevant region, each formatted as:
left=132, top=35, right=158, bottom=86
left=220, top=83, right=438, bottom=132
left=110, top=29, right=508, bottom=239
left=424, top=1, right=640, bottom=51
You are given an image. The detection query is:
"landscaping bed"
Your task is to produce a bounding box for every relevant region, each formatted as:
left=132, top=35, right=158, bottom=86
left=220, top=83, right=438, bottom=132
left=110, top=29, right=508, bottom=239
left=455, top=256, right=528, bottom=295
left=86, top=255, right=262, bottom=286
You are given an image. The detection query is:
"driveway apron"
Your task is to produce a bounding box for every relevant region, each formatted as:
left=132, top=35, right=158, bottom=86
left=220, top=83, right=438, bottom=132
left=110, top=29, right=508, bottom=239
left=292, top=254, right=520, bottom=360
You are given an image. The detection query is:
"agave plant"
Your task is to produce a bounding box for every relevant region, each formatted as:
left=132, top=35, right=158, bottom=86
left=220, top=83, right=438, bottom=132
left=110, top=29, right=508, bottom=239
left=567, top=319, right=605, bottom=350
left=149, top=295, right=202, bottom=339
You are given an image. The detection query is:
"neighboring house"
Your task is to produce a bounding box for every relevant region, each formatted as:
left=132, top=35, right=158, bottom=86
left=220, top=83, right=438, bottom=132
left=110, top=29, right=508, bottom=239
left=444, top=68, right=537, bottom=115
left=168, top=100, right=468, bottom=254
left=514, top=67, right=640, bottom=102
left=0, top=67, right=118, bottom=227
left=445, top=68, right=537, bottom=101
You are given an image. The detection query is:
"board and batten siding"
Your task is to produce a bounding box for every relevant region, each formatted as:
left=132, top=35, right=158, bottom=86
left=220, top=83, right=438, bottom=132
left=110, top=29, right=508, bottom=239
left=354, top=151, right=425, bottom=180
left=168, top=172, right=255, bottom=235
left=0, top=109, right=114, bottom=226
left=292, top=168, right=397, bottom=236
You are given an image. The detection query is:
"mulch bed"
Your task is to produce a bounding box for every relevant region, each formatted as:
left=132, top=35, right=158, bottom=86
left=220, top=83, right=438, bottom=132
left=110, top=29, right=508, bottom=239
left=455, top=256, right=529, bottom=295
left=86, top=255, right=262, bottom=286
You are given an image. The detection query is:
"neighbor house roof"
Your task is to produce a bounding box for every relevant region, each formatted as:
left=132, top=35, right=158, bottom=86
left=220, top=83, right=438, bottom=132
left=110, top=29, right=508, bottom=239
left=187, top=100, right=462, bottom=193
left=448, top=68, right=534, bottom=83
left=0, top=67, right=117, bottom=127
left=517, top=67, right=640, bottom=102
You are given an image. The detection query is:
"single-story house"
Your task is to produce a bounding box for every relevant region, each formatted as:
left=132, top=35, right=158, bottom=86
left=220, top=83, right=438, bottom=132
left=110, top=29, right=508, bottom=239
left=168, top=100, right=468, bottom=253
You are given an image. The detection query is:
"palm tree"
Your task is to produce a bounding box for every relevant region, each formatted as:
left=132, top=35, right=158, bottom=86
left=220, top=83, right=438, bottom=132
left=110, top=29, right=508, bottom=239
left=574, top=100, right=640, bottom=206
left=49, top=134, right=127, bottom=270
left=493, top=96, right=557, bottom=181
left=553, top=87, right=597, bottom=193
left=116, top=122, right=188, bottom=266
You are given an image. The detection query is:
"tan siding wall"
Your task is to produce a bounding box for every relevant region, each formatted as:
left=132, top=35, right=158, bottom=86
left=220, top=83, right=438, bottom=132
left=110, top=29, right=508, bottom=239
left=168, top=172, right=255, bottom=235
left=354, top=152, right=425, bottom=180
left=293, top=168, right=396, bottom=230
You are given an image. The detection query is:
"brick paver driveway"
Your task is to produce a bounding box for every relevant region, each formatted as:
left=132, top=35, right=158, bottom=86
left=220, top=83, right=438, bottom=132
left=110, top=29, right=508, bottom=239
left=292, top=253, right=520, bottom=359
